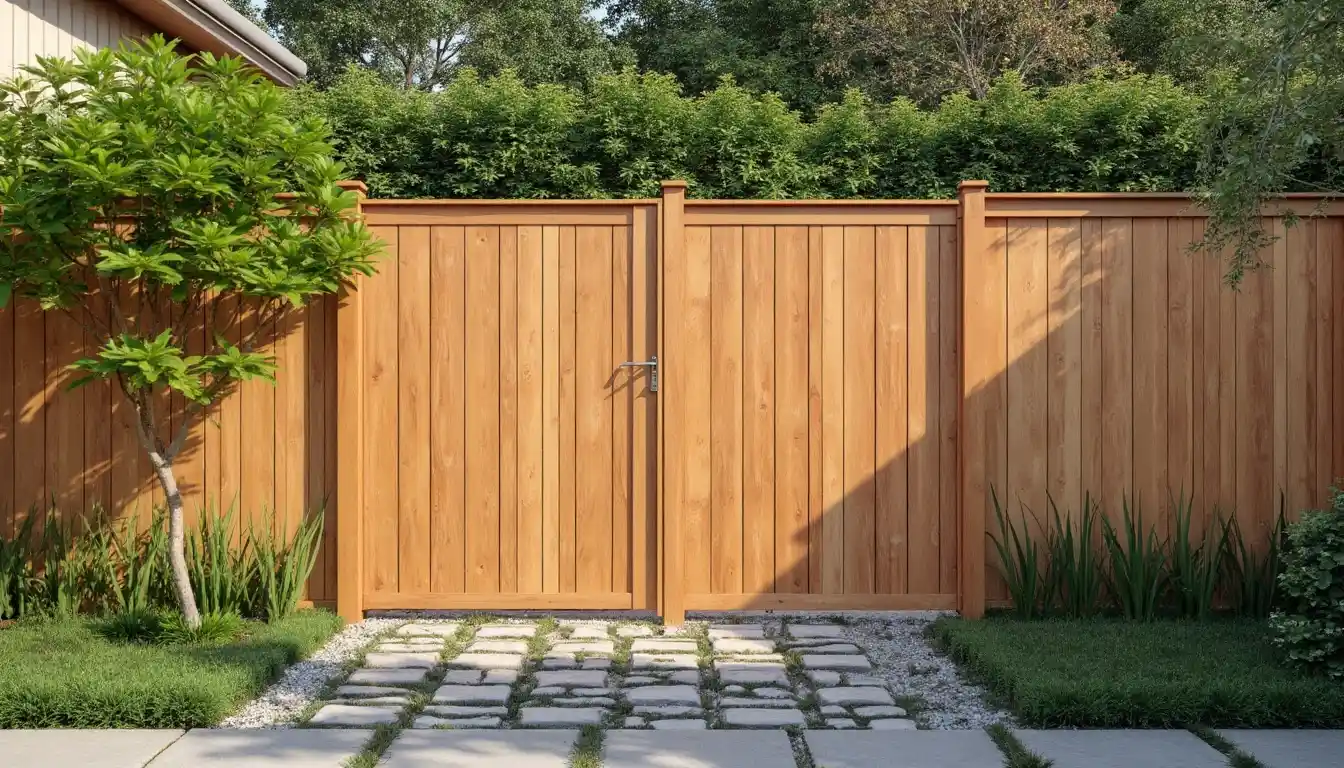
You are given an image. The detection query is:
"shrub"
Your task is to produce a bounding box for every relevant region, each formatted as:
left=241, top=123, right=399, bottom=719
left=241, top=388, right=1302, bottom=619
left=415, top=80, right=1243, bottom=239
left=158, top=611, right=246, bottom=646
left=1271, top=493, right=1344, bottom=680
left=96, top=608, right=163, bottom=644
left=295, top=68, right=1206, bottom=199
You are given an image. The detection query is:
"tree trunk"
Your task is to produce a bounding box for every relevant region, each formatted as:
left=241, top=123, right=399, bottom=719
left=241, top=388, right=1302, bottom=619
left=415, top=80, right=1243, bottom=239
left=149, top=452, right=201, bottom=628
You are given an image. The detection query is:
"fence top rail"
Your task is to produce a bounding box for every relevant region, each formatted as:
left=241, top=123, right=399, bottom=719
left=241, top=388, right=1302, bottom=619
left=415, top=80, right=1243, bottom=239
left=361, top=198, right=660, bottom=207
left=683, top=198, right=961, bottom=206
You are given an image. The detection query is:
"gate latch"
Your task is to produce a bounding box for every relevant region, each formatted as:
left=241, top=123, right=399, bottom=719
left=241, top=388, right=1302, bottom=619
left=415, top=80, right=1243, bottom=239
left=618, top=355, right=659, bottom=393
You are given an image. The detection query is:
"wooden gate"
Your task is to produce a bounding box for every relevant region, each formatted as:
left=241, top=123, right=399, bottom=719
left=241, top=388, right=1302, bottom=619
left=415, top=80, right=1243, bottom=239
left=340, top=200, right=659, bottom=611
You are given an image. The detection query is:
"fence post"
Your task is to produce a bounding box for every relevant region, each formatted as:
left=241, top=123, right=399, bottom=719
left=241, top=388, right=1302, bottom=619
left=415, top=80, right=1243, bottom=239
left=957, top=180, right=989, bottom=620
left=335, top=181, right=367, bottom=624
left=659, top=180, right=687, bottom=627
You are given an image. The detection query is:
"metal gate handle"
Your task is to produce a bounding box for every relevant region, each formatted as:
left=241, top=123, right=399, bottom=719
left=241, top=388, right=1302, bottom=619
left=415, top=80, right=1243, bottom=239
left=618, top=355, right=659, bottom=393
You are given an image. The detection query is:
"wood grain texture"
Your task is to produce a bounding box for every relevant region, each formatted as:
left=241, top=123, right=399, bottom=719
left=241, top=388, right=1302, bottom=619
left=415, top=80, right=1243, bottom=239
left=430, top=226, right=467, bottom=593
left=710, top=225, right=744, bottom=595
left=875, top=226, right=908, bottom=595
left=843, top=226, right=877, bottom=594
left=465, top=225, right=501, bottom=593
left=742, top=226, right=776, bottom=594
left=820, top=225, right=846, bottom=595
left=398, top=226, right=431, bottom=593
left=774, top=226, right=810, bottom=594
left=907, top=226, right=940, bottom=594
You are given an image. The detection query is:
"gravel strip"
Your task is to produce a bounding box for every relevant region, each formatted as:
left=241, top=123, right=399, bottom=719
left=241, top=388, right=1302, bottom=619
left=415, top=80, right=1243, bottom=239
left=844, top=612, right=1008, bottom=730
left=218, top=617, right=404, bottom=729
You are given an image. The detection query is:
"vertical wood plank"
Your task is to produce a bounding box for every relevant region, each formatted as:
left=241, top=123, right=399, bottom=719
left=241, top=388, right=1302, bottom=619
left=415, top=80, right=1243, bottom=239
left=1273, top=219, right=1289, bottom=521
left=336, top=282, right=365, bottom=621
left=659, top=184, right=687, bottom=621
left=558, top=225, right=577, bottom=593
left=575, top=226, right=614, bottom=593
left=83, top=290, right=112, bottom=519
left=910, top=225, right=945, bottom=594
left=683, top=226, right=713, bottom=596
left=1236, top=222, right=1274, bottom=535
left=305, top=300, right=328, bottom=600
left=807, top=226, right=824, bottom=593
left=14, top=302, right=45, bottom=527
left=820, top=225, right=846, bottom=594
left=1167, top=219, right=1194, bottom=516
left=957, top=182, right=991, bottom=617
left=217, top=294, right=242, bottom=521
left=1285, top=221, right=1313, bottom=512
left=742, top=226, right=776, bottom=594
left=1080, top=219, right=1104, bottom=508
left=1316, top=221, right=1335, bottom=503
left=611, top=225, right=631, bottom=596
left=363, top=228, right=399, bottom=593
left=634, top=208, right=658, bottom=609
left=397, top=226, right=431, bottom=593
left=241, top=304, right=274, bottom=537
left=938, top=225, right=960, bottom=595
left=981, top=218, right=1009, bottom=602
left=1100, top=218, right=1134, bottom=517
left=466, top=225, right=501, bottom=593
left=1132, top=218, right=1168, bottom=522
left=1219, top=234, right=1238, bottom=514
left=775, top=225, right=810, bottom=594
left=710, top=225, right=743, bottom=595
left=430, top=226, right=467, bottom=593
left=1006, top=219, right=1048, bottom=547
left=1047, top=219, right=1083, bottom=518
left=0, top=303, right=12, bottom=535
left=541, top=225, right=561, bottom=593
left=843, top=225, right=877, bottom=594
left=499, top=226, right=519, bottom=593
left=875, top=226, right=908, bottom=594
left=517, top=225, right=545, bottom=593
left=47, top=308, right=83, bottom=520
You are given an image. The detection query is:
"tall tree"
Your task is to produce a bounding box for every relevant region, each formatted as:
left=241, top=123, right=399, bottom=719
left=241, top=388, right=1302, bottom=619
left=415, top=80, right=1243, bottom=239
left=0, top=39, right=381, bottom=626
left=1195, top=0, right=1344, bottom=283
left=817, top=0, right=1118, bottom=104
left=265, top=0, right=630, bottom=90
left=608, top=0, right=834, bottom=110
left=1108, top=0, right=1269, bottom=84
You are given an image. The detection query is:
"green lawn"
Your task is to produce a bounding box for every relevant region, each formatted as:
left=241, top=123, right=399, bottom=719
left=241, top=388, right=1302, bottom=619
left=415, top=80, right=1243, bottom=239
left=0, top=610, right=342, bottom=728
left=934, top=617, right=1344, bottom=728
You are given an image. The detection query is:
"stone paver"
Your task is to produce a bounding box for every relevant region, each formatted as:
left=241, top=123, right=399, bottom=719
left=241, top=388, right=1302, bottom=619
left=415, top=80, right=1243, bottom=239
left=1015, top=730, right=1226, bottom=768
left=347, top=668, right=429, bottom=686
left=335, top=685, right=410, bottom=698
left=708, top=625, right=766, bottom=640
left=626, top=684, right=701, bottom=706
left=802, top=654, right=872, bottom=672
left=817, top=687, right=895, bottom=707
left=715, top=661, right=789, bottom=686
left=569, top=626, right=610, bottom=639
left=3, top=729, right=184, bottom=768
left=616, top=625, right=654, bottom=637
left=362, top=652, right=439, bottom=668
left=712, top=638, right=775, bottom=654
left=449, top=653, right=526, bottom=670
left=309, top=704, right=401, bottom=726
left=467, top=640, right=529, bottom=654
left=519, top=707, right=606, bottom=727
left=381, top=729, right=576, bottom=768
left=476, top=625, right=538, bottom=638
left=399, top=623, right=462, bottom=637
left=413, top=715, right=501, bottom=729
left=548, top=640, right=615, bottom=654
left=649, top=719, right=708, bottom=730
left=424, top=705, right=510, bottom=717
left=869, top=718, right=918, bottom=730
left=806, top=730, right=1003, bottom=768
left=535, top=669, right=608, bottom=687
left=632, top=653, right=700, bottom=669
left=1217, top=730, right=1344, bottom=768
left=149, top=729, right=369, bottom=768
left=630, top=638, right=698, bottom=653
left=788, top=624, right=847, bottom=639
left=433, top=684, right=512, bottom=704
left=721, top=708, right=806, bottom=727
left=604, top=730, right=796, bottom=767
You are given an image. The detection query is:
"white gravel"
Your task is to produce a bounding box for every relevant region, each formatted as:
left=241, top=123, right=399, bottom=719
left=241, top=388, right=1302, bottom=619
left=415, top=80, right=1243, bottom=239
left=844, top=613, right=1009, bottom=730
left=217, top=618, right=404, bottom=729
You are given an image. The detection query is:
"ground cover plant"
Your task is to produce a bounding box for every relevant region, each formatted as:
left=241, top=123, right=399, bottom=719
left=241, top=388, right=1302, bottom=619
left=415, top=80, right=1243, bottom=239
left=935, top=617, right=1344, bottom=728
left=0, top=610, right=341, bottom=728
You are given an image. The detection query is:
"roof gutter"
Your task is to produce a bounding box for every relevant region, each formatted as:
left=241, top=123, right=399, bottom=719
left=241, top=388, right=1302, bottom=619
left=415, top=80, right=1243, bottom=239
left=115, top=0, right=307, bottom=86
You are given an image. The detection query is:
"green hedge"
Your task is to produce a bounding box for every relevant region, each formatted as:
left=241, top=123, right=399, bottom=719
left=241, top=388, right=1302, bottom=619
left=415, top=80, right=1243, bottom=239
left=0, top=610, right=342, bottom=728
left=935, top=617, right=1344, bottom=728
left=290, top=68, right=1204, bottom=199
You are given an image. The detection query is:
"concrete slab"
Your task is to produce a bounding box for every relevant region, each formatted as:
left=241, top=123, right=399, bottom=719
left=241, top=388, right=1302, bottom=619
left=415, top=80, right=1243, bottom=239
left=382, top=729, right=576, bottom=768
left=1217, top=729, right=1344, bottom=768
left=148, top=729, right=370, bottom=768
left=806, top=730, right=1002, bottom=768
left=1015, top=729, right=1226, bottom=768
left=2, top=729, right=184, bottom=768
left=604, top=729, right=796, bottom=767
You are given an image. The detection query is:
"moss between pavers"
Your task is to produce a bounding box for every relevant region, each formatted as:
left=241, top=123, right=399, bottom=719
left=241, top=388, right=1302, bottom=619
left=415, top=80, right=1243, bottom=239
left=0, top=610, right=342, bottom=728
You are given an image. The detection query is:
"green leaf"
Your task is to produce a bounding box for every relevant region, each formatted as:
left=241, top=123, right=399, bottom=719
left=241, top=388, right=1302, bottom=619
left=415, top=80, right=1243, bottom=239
left=0, top=283, right=11, bottom=309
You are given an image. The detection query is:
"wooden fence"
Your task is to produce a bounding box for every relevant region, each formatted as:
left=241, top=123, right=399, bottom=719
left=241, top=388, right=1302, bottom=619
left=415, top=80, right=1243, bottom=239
left=2, top=182, right=1342, bottom=621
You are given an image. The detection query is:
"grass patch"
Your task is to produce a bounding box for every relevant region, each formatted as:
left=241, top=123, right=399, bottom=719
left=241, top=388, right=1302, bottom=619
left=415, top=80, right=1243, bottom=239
left=986, top=723, right=1053, bottom=768
left=569, top=725, right=604, bottom=768
left=0, top=610, right=342, bottom=728
left=1190, top=725, right=1265, bottom=768
left=935, top=617, right=1344, bottom=728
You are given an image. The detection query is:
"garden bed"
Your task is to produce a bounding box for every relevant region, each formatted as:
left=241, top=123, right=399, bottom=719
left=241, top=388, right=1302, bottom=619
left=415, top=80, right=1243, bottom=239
left=0, top=610, right=342, bottom=728
left=934, top=617, right=1344, bottom=728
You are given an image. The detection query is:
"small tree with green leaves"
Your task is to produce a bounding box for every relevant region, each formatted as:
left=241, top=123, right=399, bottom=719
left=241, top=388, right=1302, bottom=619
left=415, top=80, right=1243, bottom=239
left=0, top=37, right=381, bottom=627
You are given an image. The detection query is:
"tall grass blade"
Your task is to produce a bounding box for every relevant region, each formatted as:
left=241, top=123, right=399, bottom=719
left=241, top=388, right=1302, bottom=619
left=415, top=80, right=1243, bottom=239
left=0, top=513, right=37, bottom=620
left=989, top=488, right=1045, bottom=619
left=1102, top=496, right=1167, bottom=621
left=1226, top=495, right=1287, bottom=619
left=1045, top=492, right=1104, bottom=617
left=1167, top=491, right=1227, bottom=619
left=252, top=506, right=325, bottom=623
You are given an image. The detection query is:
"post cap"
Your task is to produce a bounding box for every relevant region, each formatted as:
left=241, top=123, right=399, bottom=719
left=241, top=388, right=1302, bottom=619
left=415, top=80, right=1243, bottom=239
left=957, top=180, right=989, bottom=191
left=337, top=179, right=369, bottom=197
left=660, top=180, right=689, bottom=190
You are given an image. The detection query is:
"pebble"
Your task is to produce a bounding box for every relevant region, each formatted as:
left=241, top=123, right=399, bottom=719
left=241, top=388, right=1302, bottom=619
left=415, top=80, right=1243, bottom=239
left=220, top=618, right=404, bottom=729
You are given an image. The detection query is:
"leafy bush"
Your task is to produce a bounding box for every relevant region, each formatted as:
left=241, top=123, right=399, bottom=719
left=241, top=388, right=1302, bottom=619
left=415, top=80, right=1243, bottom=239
left=1271, top=493, right=1344, bottom=680
left=293, top=68, right=1206, bottom=199
left=936, top=617, right=1344, bottom=727
left=0, top=611, right=342, bottom=728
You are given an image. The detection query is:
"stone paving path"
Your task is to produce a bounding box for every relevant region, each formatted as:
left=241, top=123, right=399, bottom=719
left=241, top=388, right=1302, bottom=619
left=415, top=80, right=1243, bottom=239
left=303, top=618, right=916, bottom=732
